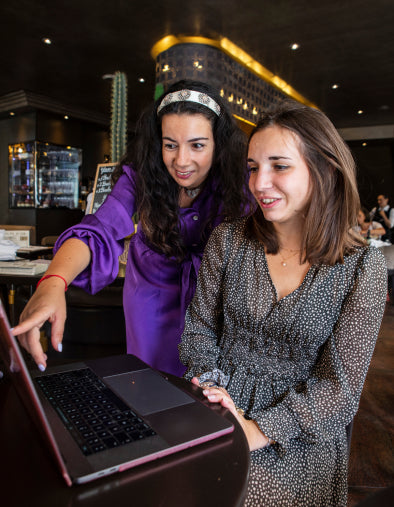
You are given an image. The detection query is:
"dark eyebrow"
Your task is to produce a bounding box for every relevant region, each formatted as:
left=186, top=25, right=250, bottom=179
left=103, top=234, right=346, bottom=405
left=162, top=136, right=209, bottom=142
left=247, top=155, right=292, bottom=162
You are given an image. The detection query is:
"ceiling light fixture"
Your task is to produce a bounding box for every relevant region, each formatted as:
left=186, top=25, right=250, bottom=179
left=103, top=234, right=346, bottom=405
left=64, top=115, right=69, bottom=120
left=357, top=110, right=364, bottom=115
left=331, top=84, right=339, bottom=89
left=362, top=142, right=367, bottom=146
left=291, top=43, right=299, bottom=50
left=152, top=35, right=318, bottom=111
left=9, top=112, right=15, bottom=116
left=42, top=37, right=52, bottom=45
left=138, top=78, right=145, bottom=83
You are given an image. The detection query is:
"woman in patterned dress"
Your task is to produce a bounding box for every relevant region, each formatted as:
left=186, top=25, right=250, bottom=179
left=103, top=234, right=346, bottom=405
left=179, top=100, right=387, bottom=506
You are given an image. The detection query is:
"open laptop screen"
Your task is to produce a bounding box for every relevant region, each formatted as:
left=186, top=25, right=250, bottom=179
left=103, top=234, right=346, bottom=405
left=0, top=301, right=72, bottom=485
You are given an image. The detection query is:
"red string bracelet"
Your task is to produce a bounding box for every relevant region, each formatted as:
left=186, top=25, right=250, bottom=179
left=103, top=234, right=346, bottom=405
left=36, top=274, right=68, bottom=292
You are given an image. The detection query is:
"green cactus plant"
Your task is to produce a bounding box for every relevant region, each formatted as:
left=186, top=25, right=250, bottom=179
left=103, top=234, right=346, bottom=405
left=110, top=71, right=128, bottom=162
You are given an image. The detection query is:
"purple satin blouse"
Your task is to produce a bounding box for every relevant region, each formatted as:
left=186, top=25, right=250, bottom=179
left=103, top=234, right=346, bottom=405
left=54, top=164, right=223, bottom=376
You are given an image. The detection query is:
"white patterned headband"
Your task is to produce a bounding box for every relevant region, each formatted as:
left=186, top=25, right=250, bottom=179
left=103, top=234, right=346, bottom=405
left=157, top=89, right=221, bottom=116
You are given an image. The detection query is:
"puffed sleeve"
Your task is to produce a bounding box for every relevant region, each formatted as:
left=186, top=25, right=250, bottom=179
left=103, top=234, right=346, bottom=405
left=253, top=247, right=387, bottom=448
left=179, top=222, right=233, bottom=379
left=53, top=165, right=137, bottom=294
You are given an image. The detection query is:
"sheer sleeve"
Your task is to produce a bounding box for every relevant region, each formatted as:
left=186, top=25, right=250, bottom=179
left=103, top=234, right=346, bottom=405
left=253, top=247, right=387, bottom=448
left=53, top=165, right=137, bottom=294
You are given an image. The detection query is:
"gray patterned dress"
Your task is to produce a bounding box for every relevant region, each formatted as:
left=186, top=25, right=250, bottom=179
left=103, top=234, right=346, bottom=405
left=179, top=219, right=387, bottom=506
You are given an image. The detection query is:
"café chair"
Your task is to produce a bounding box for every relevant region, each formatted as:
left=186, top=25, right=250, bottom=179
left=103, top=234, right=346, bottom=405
left=58, top=284, right=126, bottom=361
left=379, top=245, right=394, bottom=304
left=40, top=235, right=59, bottom=247
left=14, top=283, right=126, bottom=362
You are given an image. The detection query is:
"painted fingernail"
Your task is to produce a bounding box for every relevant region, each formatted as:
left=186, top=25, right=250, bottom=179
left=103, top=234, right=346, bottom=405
left=57, top=343, right=62, bottom=352
left=38, top=364, right=46, bottom=372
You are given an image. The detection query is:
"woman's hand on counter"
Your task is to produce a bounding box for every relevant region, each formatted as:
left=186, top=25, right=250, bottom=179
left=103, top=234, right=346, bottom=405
left=191, top=377, right=269, bottom=451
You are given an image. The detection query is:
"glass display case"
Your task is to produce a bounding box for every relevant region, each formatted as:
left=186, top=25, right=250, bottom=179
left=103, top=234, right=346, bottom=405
left=9, top=141, right=82, bottom=209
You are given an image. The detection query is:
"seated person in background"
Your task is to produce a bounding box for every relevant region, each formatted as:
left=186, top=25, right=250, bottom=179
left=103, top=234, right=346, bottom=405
left=12, top=79, right=251, bottom=376
left=179, top=100, right=387, bottom=506
left=370, top=193, right=394, bottom=242
left=353, top=206, right=386, bottom=239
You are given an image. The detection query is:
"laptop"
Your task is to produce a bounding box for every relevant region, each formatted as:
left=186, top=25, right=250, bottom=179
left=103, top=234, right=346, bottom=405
left=0, top=300, right=233, bottom=486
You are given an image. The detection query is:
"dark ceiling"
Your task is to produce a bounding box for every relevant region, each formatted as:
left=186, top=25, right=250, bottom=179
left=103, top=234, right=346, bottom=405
left=1, top=0, right=394, bottom=130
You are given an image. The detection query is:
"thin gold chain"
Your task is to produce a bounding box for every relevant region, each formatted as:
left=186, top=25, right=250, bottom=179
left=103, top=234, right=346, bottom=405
left=278, top=248, right=301, bottom=267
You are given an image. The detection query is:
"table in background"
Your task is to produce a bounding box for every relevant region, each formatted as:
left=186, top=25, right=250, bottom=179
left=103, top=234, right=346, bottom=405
left=0, top=369, right=250, bottom=507
left=0, top=271, right=124, bottom=326
left=17, top=245, right=53, bottom=259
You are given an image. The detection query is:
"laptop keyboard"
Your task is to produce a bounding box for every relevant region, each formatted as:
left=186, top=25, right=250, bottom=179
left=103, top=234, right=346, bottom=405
left=35, top=368, right=156, bottom=456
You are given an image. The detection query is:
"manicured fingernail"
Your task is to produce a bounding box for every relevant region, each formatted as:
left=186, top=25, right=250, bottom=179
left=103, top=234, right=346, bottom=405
left=57, top=343, right=62, bottom=352
left=208, top=395, right=216, bottom=400
left=38, top=364, right=46, bottom=372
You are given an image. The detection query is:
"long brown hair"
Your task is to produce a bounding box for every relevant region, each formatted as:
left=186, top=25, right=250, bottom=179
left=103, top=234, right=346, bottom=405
left=245, top=100, right=364, bottom=265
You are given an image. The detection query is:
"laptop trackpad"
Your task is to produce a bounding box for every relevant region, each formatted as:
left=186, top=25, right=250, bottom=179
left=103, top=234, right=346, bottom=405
left=104, top=370, right=194, bottom=416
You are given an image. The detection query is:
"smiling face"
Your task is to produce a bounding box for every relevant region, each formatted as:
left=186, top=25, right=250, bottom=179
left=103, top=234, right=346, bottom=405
left=161, top=113, right=215, bottom=190
left=247, top=125, right=312, bottom=229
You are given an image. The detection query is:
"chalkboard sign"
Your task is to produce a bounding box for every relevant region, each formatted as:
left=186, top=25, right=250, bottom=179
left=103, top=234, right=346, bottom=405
left=89, top=163, right=117, bottom=214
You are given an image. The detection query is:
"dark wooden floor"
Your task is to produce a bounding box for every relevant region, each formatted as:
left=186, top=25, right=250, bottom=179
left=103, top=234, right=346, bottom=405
left=347, top=302, right=394, bottom=506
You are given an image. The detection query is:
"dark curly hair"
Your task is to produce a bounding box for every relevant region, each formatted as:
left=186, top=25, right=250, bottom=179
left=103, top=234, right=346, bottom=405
left=245, top=99, right=364, bottom=265
left=112, top=79, right=251, bottom=260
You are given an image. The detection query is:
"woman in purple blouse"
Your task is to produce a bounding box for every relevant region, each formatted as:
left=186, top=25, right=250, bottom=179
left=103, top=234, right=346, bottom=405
left=13, top=80, right=251, bottom=376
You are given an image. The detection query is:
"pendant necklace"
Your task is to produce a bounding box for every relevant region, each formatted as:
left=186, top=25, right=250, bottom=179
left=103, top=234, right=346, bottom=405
left=183, top=186, right=202, bottom=199
left=278, top=248, right=301, bottom=267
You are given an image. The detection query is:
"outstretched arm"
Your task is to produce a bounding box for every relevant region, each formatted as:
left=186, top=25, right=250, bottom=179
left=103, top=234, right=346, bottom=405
left=12, top=238, right=91, bottom=369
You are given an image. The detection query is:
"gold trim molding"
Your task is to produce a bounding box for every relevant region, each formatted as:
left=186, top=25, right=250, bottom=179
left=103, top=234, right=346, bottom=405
left=151, top=35, right=317, bottom=109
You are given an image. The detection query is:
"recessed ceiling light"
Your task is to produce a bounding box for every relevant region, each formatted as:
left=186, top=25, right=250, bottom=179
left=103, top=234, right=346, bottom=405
left=64, top=115, right=69, bottom=120
left=362, top=142, right=367, bottom=146
left=357, top=110, right=364, bottom=115
left=42, top=37, right=52, bottom=45
left=9, top=112, right=15, bottom=116
left=138, top=78, right=145, bottom=83
left=290, top=43, right=300, bottom=50
left=331, top=84, right=339, bottom=89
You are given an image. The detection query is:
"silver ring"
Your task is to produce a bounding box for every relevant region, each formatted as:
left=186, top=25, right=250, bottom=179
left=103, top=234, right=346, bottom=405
left=200, top=381, right=219, bottom=389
